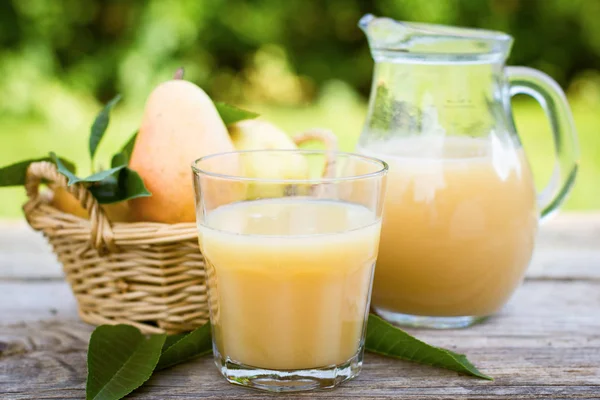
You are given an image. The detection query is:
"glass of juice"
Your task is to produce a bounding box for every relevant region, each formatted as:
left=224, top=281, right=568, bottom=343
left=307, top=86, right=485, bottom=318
left=192, top=149, right=388, bottom=392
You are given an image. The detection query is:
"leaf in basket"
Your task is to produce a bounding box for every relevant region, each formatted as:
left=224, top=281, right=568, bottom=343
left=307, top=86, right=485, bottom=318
left=111, top=151, right=129, bottom=168
left=51, top=152, right=127, bottom=186
left=90, top=167, right=151, bottom=204
left=0, top=156, right=76, bottom=187
left=215, top=102, right=259, bottom=126
left=89, top=94, right=122, bottom=161
left=86, top=165, right=125, bottom=182
left=365, top=314, right=492, bottom=380
left=86, top=324, right=166, bottom=400
left=156, top=323, right=212, bottom=370
left=89, top=151, right=150, bottom=203
left=120, top=130, right=138, bottom=160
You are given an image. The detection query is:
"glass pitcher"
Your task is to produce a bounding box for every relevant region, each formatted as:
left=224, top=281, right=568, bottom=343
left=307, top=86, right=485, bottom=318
left=357, top=14, right=579, bottom=328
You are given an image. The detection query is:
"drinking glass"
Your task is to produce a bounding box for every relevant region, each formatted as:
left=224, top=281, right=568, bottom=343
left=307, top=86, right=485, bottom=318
left=192, top=149, right=388, bottom=392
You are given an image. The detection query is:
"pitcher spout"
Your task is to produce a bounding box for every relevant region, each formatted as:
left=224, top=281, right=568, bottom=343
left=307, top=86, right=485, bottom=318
left=359, top=14, right=513, bottom=62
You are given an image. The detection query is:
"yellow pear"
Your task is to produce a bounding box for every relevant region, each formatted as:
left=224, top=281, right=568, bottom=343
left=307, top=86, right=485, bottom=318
left=50, top=187, right=89, bottom=219
left=129, top=71, right=239, bottom=223
left=102, top=202, right=133, bottom=222
left=229, top=119, right=310, bottom=198
left=229, top=119, right=298, bottom=152
left=51, top=187, right=134, bottom=222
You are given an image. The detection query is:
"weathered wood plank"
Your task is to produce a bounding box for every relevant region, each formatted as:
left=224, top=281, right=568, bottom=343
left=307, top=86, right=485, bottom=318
left=1, top=319, right=599, bottom=399
left=3, top=349, right=599, bottom=400
left=2, top=213, right=599, bottom=282
left=1, top=280, right=599, bottom=399
left=0, top=282, right=78, bottom=324
left=1, top=280, right=599, bottom=336
left=0, top=221, right=63, bottom=280
left=1, top=213, right=599, bottom=398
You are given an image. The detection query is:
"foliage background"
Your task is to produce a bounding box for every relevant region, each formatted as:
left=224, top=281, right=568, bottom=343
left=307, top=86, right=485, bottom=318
left=1, top=0, right=599, bottom=217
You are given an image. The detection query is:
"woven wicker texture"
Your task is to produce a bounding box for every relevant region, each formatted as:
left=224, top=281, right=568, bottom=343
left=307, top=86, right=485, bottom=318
left=22, top=130, right=337, bottom=334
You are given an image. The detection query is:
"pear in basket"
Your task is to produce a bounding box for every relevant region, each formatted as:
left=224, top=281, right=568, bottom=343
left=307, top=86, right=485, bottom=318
left=228, top=119, right=310, bottom=199
left=51, top=187, right=134, bottom=222
left=50, top=187, right=89, bottom=219
left=128, top=70, right=240, bottom=223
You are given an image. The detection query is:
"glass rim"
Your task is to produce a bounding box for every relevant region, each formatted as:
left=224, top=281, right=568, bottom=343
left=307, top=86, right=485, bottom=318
left=191, top=149, right=388, bottom=184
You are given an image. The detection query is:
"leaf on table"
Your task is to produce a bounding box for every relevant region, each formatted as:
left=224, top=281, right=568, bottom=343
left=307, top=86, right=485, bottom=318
left=89, top=94, right=122, bottom=161
left=86, top=324, right=166, bottom=400
left=156, top=323, right=212, bottom=370
left=0, top=156, right=76, bottom=187
left=162, top=333, right=187, bottom=352
left=215, top=102, right=259, bottom=126
left=365, top=314, right=492, bottom=380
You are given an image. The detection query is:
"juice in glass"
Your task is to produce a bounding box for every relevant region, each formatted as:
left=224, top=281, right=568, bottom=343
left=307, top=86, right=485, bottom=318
left=192, top=149, right=387, bottom=392
left=198, top=199, right=380, bottom=370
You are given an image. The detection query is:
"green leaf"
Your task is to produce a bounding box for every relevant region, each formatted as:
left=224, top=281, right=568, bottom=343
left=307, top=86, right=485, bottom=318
left=87, top=150, right=148, bottom=204
left=156, top=323, right=212, bottom=370
left=118, top=168, right=151, bottom=201
left=121, top=131, right=138, bottom=160
left=365, top=314, right=492, bottom=380
left=162, top=333, right=187, bottom=353
left=56, top=157, right=77, bottom=175
left=51, top=152, right=127, bottom=186
left=89, top=165, right=151, bottom=204
left=86, top=324, right=166, bottom=400
left=89, top=94, right=122, bottom=161
left=111, top=152, right=128, bottom=168
left=51, top=152, right=80, bottom=184
left=0, top=156, right=76, bottom=187
left=215, top=102, right=259, bottom=125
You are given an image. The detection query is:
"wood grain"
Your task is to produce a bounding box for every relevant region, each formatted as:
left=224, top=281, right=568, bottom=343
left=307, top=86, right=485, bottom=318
left=1, top=280, right=598, bottom=399
left=1, top=213, right=600, bottom=399
left=0, top=221, right=63, bottom=280
left=0, top=282, right=78, bottom=324
left=2, top=213, right=600, bottom=281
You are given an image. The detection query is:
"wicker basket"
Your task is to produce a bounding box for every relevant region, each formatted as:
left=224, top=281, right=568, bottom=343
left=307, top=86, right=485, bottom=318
left=22, top=130, right=337, bottom=334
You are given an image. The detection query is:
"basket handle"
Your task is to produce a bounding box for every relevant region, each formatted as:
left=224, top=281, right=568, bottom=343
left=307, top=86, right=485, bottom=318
left=23, top=161, right=116, bottom=253
left=292, top=128, right=338, bottom=178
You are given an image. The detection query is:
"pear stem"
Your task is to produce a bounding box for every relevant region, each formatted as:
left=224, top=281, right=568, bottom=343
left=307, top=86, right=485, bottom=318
left=173, top=67, right=185, bottom=80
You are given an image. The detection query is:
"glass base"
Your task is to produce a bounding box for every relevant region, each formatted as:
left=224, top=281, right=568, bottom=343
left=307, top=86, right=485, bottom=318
left=214, top=349, right=363, bottom=393
left=373, top=307, right=488, bottom=329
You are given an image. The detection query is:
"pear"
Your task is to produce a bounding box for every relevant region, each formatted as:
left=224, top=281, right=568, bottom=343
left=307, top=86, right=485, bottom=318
left=229, top=119, right=310, bottom=198
left=50, top=187, right=138, bottom=222
left=129, top=70, right=239, bottom=223
left=50, top=187, right=89, bottom=219
left=229, top=119, right=298, bottom=153
left=102, top=201, right=133, bottom=222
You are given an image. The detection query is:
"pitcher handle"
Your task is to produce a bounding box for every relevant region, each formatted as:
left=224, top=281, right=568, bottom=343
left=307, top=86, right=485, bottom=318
left=506, top=66, right=580, bottom=220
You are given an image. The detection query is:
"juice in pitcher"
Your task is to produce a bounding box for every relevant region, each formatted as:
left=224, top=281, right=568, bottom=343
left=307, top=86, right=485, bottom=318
left=359, top=135, right=538, bottom=325
left=357, top=15, right=579, bottom=328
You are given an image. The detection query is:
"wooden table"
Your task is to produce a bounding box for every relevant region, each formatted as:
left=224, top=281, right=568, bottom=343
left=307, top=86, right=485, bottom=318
left=1, top=214, right=599, bottom=399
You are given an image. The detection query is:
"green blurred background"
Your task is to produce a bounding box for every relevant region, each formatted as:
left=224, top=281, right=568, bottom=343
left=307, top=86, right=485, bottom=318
left=1, top=0, right=599, bottom=217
